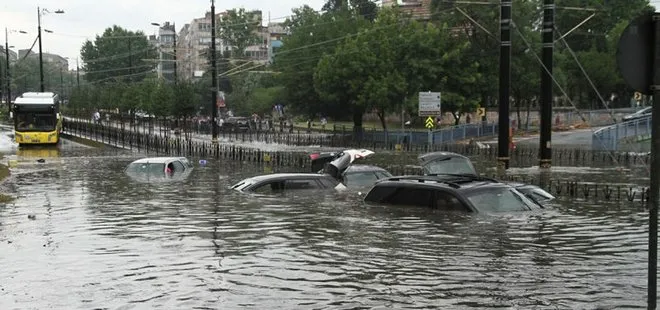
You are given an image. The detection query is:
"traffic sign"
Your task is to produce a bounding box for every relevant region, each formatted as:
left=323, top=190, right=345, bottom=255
left=617, top=13, right=653, bottom=95
left=419, top=92, right=441, bottom=116
left=425, top=116, right=435, bottom=129
left=477, top=107, right=486, bottom=117
left=634, top=92, right=643, bottom=101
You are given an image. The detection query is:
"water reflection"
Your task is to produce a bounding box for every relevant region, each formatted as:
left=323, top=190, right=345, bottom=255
left=0, top=145, right=651, bottom=309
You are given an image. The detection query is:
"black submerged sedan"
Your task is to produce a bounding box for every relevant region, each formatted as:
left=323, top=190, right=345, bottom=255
left=364, top=174, right=543, bottom=213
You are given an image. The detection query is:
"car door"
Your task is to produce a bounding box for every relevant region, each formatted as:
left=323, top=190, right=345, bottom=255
left=432, top=189, right=473, bottom=212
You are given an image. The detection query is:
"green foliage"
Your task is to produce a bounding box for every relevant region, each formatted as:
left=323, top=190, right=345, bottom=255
left=80, top=25, right=157, bottom=83
left=275, top=5, right=370, bottom=119
left=11, top=57, right=75, bottom=97
left=218, top=8, right=262, bottom=58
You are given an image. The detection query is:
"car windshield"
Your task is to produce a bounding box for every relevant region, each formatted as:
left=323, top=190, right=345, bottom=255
left=344, top=172, right=379, bottom=187
left=125, top=162, right=166, bottom=177
left=15, top=113, right=57, bottom=132
left=423, top=157, right=476, bottom=175
left=465, top=187, right=539, bottom=212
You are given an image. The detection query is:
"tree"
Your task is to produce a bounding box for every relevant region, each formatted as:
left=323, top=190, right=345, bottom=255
left=218, top=8, right=262, bottom=58
left=275, top=5, right=370, bottom=120
left=80, top=25, right=157, bottom=83
left=315, top=8, right=470, bottom=130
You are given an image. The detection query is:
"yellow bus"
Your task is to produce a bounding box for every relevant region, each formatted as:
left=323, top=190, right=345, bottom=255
left=12, top=92, right=62, bottom=145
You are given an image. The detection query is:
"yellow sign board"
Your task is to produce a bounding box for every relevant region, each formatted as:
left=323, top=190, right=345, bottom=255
left=634, top=92, right=642, bottom=101
left=425, top=116, right=435, bottom=129
left=477, top=107, right=486, bottom=117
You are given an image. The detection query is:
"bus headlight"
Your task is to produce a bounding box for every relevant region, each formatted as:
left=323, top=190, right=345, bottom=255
left=48, top=133, right=56, bottom=141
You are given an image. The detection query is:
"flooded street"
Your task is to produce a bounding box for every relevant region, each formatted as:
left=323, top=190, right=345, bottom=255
left=0, top=132, right=653, bottom=309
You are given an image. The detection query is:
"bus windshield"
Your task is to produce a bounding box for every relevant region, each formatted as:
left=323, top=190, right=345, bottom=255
left=15, top=113, right=57, bottom=132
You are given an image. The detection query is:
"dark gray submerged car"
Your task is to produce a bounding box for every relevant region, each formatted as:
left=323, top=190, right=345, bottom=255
left=416, top=151, right=555, bottom=205
left=364, top=174, right=545, bottom=213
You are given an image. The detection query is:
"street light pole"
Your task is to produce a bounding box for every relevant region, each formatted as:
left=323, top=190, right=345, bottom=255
left=173, top=22, right=177, bottom=84
left=211, top=0, right=218, bottom=143
left=38, top=6, right=44, bottom=92
left=4, top=28, right=10, bottom=110
left=37, top=7, right=64, bottom=92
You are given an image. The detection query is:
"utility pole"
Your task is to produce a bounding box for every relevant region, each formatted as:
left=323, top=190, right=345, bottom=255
left=173, top=22, right=178, bottom=84
left=128, top=38, right=132, bottom=83
left=210, top=0, right=219, bottom=143
left=37, top=7, right=45, bottom=92
left=59, top=67, right=63, bottom=98
left=4, top=28, right=10, bottom=112
left=497, top=1, right=512, bottom=170
left=539, top=0, right=554, bottom=168
left=76, top=58, right=80, bottom=89
left=649, top=13, right=660, bottom=310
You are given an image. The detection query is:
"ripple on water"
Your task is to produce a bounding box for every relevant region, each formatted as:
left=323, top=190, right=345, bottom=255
left=0, top=149, right=651, bottom=309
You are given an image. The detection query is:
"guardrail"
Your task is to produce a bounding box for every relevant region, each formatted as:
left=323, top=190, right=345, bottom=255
left=592, top=116, right=651, bottom=151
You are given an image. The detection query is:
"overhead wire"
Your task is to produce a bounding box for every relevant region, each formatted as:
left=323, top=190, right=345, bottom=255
left=511, top=20, right=631, bottom=171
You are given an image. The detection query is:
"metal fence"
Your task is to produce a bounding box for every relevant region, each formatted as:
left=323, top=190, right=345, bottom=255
left=592, top=116, right=651, bottom=151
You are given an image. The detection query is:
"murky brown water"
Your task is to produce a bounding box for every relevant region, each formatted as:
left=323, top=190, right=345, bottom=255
left=0, top=136, right=653, bottom=309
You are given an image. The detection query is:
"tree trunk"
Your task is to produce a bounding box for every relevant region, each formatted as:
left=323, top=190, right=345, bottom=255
left=515, top=94, right=522, bottom=130
left=352, top=106, right=364, bottom=140
left=525, top=99, right=532, bottom=129
left=453, top=112, right=460, bottom=126
left=377, top=112, right=387, bottom=132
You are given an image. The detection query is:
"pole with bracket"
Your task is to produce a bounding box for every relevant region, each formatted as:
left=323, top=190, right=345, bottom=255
left=539, top=0, right=554, bottom=168
left=648, top=12, right=660, bottom=310
left=497, top=1, right=512, bottom=170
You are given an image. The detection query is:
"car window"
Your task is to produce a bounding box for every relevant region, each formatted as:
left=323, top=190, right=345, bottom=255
left=423, top=157, right=476, bottom=175
left=251, top=181, right=285, bottom=194
left=434, top=190, right=470, bottom=212
left=375, top=171, right=393, bottom=179
left=343, top=172, right=379, bottom=187
left=317, top=177, right=338, bottom=188
left=284, top=179, right=322, bottom=190
left=465, top=187, right=537, bottom=212
left=125, top=162, right=165, bottom=177
left=171, top=161, right=185, bottom=173
left=378, top=187, right=434, bottom=207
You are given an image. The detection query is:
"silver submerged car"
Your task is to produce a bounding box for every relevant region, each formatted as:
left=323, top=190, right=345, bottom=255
left=124, top=157, right=194, bottom=182
left=232, top=148, right=387, bottom=194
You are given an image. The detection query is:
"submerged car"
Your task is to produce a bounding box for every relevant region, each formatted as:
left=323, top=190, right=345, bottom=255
left=310, top=149, right=392, bottom=188
left=417, top=151, right=555, bottom=204
left=363, top=174, right=543, bottom=213
left=233, top=149, right=381, bottom=193
left=124, top=157, right=193, bottom=181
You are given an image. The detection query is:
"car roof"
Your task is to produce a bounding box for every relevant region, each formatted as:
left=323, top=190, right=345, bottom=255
left=418, top=151, right=470, bottom=164
left=344, top=164, right=389, bottom=173
left=372, top=175, right=510, bottom=192
left=241, top=173, right=329, bottom=183
left=130, top=157, right=188, bottom=164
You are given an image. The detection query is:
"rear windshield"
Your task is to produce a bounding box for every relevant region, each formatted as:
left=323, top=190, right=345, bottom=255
left=465, top=187, right=538, bottom=212
left=422, top=157, right=476, bottom=175
left=125, top=162, right=165, bottom=177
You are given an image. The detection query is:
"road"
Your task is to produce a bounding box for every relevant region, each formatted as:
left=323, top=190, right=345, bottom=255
left=482, top=127, right=604, bottom=149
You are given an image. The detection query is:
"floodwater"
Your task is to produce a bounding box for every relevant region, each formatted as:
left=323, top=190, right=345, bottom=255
left=0, top=131, right=654, bottom=309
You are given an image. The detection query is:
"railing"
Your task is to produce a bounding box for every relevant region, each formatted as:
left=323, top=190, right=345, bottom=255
left=592, top=116, right=652, bottom=151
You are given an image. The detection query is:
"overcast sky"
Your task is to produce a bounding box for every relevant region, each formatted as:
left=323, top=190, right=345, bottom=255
left=1, top=0, right=327, bottom=70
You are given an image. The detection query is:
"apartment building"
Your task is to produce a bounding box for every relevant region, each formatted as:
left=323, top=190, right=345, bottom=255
left=176, top=9, right=276, bottom=80
left=382, top=0, right=432, bottom=20
left=267, top=22, right=286, bottom=63
left=154, top=21, right=177, bottom=82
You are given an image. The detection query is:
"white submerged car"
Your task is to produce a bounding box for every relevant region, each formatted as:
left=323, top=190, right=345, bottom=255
left=124, top=157, right=194, bottom=182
